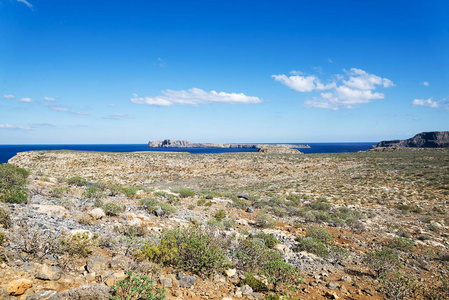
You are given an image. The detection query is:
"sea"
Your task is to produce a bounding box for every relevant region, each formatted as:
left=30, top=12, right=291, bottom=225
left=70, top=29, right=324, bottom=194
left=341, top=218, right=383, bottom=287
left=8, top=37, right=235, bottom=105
left=0, top=143, right=376, bottom=164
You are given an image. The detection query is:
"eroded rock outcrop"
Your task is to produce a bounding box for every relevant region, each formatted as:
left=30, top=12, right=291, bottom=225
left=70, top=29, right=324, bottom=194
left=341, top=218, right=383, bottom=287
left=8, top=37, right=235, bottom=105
left=375, top=131, right=449, bottom=148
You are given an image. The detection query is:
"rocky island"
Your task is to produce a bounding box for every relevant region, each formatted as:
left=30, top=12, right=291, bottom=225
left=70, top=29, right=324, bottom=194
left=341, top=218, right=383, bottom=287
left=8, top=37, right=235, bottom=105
left=148, top=139, right=310, bottom=149
left=374, top=131, right=449, bottom=148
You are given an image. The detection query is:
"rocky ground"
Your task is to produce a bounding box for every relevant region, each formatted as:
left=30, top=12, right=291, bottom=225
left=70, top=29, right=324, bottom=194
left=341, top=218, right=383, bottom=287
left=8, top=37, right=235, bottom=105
left=1, top=148, right=448, bottom=299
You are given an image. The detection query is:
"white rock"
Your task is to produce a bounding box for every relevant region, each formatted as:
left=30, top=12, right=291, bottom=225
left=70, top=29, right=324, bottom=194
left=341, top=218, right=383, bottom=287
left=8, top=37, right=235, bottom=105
left=89, top=208, right=105, bottom=220
left=225, top=268, right=237, bottom=277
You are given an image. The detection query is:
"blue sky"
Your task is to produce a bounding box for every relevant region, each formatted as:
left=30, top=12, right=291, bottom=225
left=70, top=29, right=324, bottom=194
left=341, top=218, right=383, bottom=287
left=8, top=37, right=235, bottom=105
left=0, top=0, right=448, bottom=144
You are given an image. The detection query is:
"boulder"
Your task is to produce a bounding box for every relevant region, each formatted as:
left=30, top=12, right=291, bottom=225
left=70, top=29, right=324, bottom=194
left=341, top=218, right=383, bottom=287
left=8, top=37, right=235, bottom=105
left=88, top=208, right=105, bottom=220
left=36, top=265, right=63, bottom=281
left=177, top=273, right=197, bottom=288
left=86, top=256, right=107, bottom=274
left=237, top=193, right=250, bottom=200
left=7, top=279, right=33, bottom=296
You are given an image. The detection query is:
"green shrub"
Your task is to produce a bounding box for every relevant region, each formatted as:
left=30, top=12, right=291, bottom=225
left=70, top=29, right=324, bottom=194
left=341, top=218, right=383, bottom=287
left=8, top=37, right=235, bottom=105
left=214, top=209, right=226, bottom=221
left=328, top=246, right=349, bottom=262
left=121, top=186, right=139, bottom=198
left=380, top=272, right=419, bottom=300
left=253, top=232, right=279, bottom=249
left=0, top=231, right=5, bottom=246
left=255, top=212, right=277, bottom=229
left=110, top=271, right=165, bottom=300
left=115, top=224, right=147, bottom=237
left=175, top=188, right=194, bottom=198
left=0, top=164, right=29, bottom=203
left=309, top=198, right=331, bottom=211
left=223, top=218, right=235, bottom=230
left=233, top=239, right=301, bottom=288
left=76, top=213, right=93, bottom=225
left=82, top=187, right=104, bottom=200
left=397, top=204, right=411, bottom=211
left=363, top=248, right=401, bottom=277
left=66, top=176, right=87, bottom=186
left=102, top=202, right=125, bottom=216
left=296, top=237, right=330, bottom=258
left=0, top=206, right=12, bottom=229
left=58, top=232, right=98, bottom=258
left=49, top=187, right=69, bottom=198
left=187, top=204, right=195, bottom=210
left=138, top=237, right=178, bottom=265
left=306, top=226, right=333, bottom=245
left=159, top=202, right=177, bottom=216
left=163, top=225, right=229, bottom=277
left=387, top=237, right=414, bottom=252
left=140, top=198, right=177, bottom=216
left=241, top=273, right=268, bottom=292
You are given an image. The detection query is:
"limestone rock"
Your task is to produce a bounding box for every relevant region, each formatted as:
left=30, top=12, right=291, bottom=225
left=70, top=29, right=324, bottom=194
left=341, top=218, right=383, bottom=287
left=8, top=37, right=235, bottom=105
left=36, top=265, right=63, bottom=281
left=225, top=268, right=237, bottom=277
left=88, top=208, right=105, bottom=220
left=26, top=290, right=60, bottom=300
left=86, top=256, right=107, bottom=274
left=7, top=278, right=33, bottom=296
left=177, top=273, right=197, bottom=288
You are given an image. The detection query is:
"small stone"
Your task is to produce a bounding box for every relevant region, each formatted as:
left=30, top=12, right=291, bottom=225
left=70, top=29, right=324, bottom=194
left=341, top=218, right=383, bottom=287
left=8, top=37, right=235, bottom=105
left=177, top=273, right=196, bottom=288
left=246, top=207, right=254, bottom=213
left=327, top=281, right=337, bottom=289
left=160, top=277, right=173, bottom=288
left=241, top=284, right=253, bottom=295
left=251, top=292, right=264, bottom=299
left=324, top=291, right=339, bottom=299
left=340, top=275, right=352, bottom=282
left=7, top=279, right=33, bottom=296
left=26, top=290, right=60, bottom=300
left=225, top=268, right=237, bottom=277
left=237, top=193, right=250, bottom=200
left=155, top=207, right=164, bottom=217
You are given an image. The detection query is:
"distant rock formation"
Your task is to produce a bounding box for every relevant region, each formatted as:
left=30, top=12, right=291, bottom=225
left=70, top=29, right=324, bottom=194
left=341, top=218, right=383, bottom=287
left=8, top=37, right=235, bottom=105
left=257, top=147, right=303, bottom=154
left=148, top=139, right=310, bottom=149
left=375, top=131, right=449, bottom=148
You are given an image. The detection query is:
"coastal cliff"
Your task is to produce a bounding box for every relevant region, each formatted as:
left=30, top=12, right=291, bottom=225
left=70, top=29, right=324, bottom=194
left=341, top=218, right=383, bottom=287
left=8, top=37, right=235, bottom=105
left=148, top=139, right=310, bottom=149
left=375, top=131, right=449, bottom=148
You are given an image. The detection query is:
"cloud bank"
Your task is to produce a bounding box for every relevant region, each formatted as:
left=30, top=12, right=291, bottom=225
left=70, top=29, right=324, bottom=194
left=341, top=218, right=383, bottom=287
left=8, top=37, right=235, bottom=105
left=0, top=124, right=32, bottom=130
left=130, top=88, right=262, bottom=106
left=273, top=68, right=394, bottom=110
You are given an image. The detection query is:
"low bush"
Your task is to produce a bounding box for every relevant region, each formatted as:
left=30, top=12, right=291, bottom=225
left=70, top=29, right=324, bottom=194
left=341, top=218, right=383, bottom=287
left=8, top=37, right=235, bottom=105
left=121, top=186, right=139, bottom=198
left=102, top=202, right=126, bottom=216
left=175, top=188, right=194, bottom=198
left=0, top=231, right=5, bottom=246
left=49, top=187, right=69, bottom=198
left=214, top=209, right=226, bottom=221
left=163, top=225, right=230, bottom=277
left=76, top=213, right=93, bottom=225
left=58, top=232, right=98, bottom=258
left=296, top=237, right=330, bottom=257
left=82, top=187, right=104, bottom=200
left=255, top=212, right=277, bottom=229
left=233, top=239, right=301, bottom=289
left=387, top=236, right=414, bottom=252
left=66, top=176, right=87, bottom=186
left=380, top=272, right=419, bottom=300
left=140, top=198, right=177, bottom=216
left=306, top=226, right=333, bottom=245
left=222, top=218, right=235, bottom=230
left=138, top=237, right=178, bottom=265
left=0, top=206, right=12, bottom=229
left=115, top=224, right=147, bottom=237
left=253, top=232, right=279, bottom=249
left=110, top=272, right=165, bottom=300
left=241, top=273, right=268, bottom=292
left=363, top=248, right=401, bottom=277
left=0, top=163, right=29, bottom=203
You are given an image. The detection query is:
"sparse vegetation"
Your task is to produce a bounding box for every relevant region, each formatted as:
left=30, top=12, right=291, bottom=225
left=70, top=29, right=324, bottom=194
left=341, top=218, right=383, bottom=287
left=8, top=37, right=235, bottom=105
left=0, top=163, right=29, bottom=203
left=110, top=271, right=166, bottom=300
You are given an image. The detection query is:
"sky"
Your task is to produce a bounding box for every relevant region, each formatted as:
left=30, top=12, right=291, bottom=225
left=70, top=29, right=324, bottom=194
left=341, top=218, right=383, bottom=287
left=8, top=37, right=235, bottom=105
left=0, top=0, right=448, bottom=144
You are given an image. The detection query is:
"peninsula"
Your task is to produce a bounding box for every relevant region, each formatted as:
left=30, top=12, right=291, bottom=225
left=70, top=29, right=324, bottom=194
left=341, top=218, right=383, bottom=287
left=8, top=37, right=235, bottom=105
left=374, top=131, right=449, bottom=148
left=148, top=139, right=310, bottom=149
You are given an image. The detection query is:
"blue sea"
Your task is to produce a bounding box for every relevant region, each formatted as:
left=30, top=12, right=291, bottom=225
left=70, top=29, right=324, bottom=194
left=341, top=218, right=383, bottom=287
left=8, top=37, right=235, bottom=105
left=0, top=143, right=376, bottom=164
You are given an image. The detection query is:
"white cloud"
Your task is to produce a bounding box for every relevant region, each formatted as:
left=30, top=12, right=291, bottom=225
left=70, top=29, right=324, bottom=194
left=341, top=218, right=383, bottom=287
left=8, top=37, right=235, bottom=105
left=271, top=74, right=336, bottom=92
left=273, top=68, right=394, bottom=110
left=412, top=97, right=449, bottom=110
left=153, top=58, right=166, bottom=67
left=420, top=81, right=430, bottom=86
left=342, top=68, right=394, bottom=90
left=3, top=95, right=15, bottom=99
left=44, top=104, right=88, bottom=115
left=328, top=58, right=333, bottom=63
left=107, top=113, right=133, bottom=120
left=17, top=0, right=33, bottom=9
left=130, top=88, right=262, bottom=106
left=31, top=123, right=56, bottom=127
left=19, top=97, right=33, bottom=102
left=0, top=124, right=32, bottom=130
left=44, top=96, right=55, bottom=102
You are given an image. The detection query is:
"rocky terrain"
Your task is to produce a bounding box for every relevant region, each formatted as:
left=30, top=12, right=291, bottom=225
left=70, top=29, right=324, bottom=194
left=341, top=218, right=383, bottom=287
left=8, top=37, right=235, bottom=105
left=0, top=148, right=448, bottom=299
left=148, top=139, right=310, bottom=149
left=375, top=131, right=449, bottom=148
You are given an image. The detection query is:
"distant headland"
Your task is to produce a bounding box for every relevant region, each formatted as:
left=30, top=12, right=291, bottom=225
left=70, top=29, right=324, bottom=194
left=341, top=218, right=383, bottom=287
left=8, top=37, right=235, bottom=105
left=148, top=139, right=310, bottom=149
left=374, top=131, right=449, bottom=148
